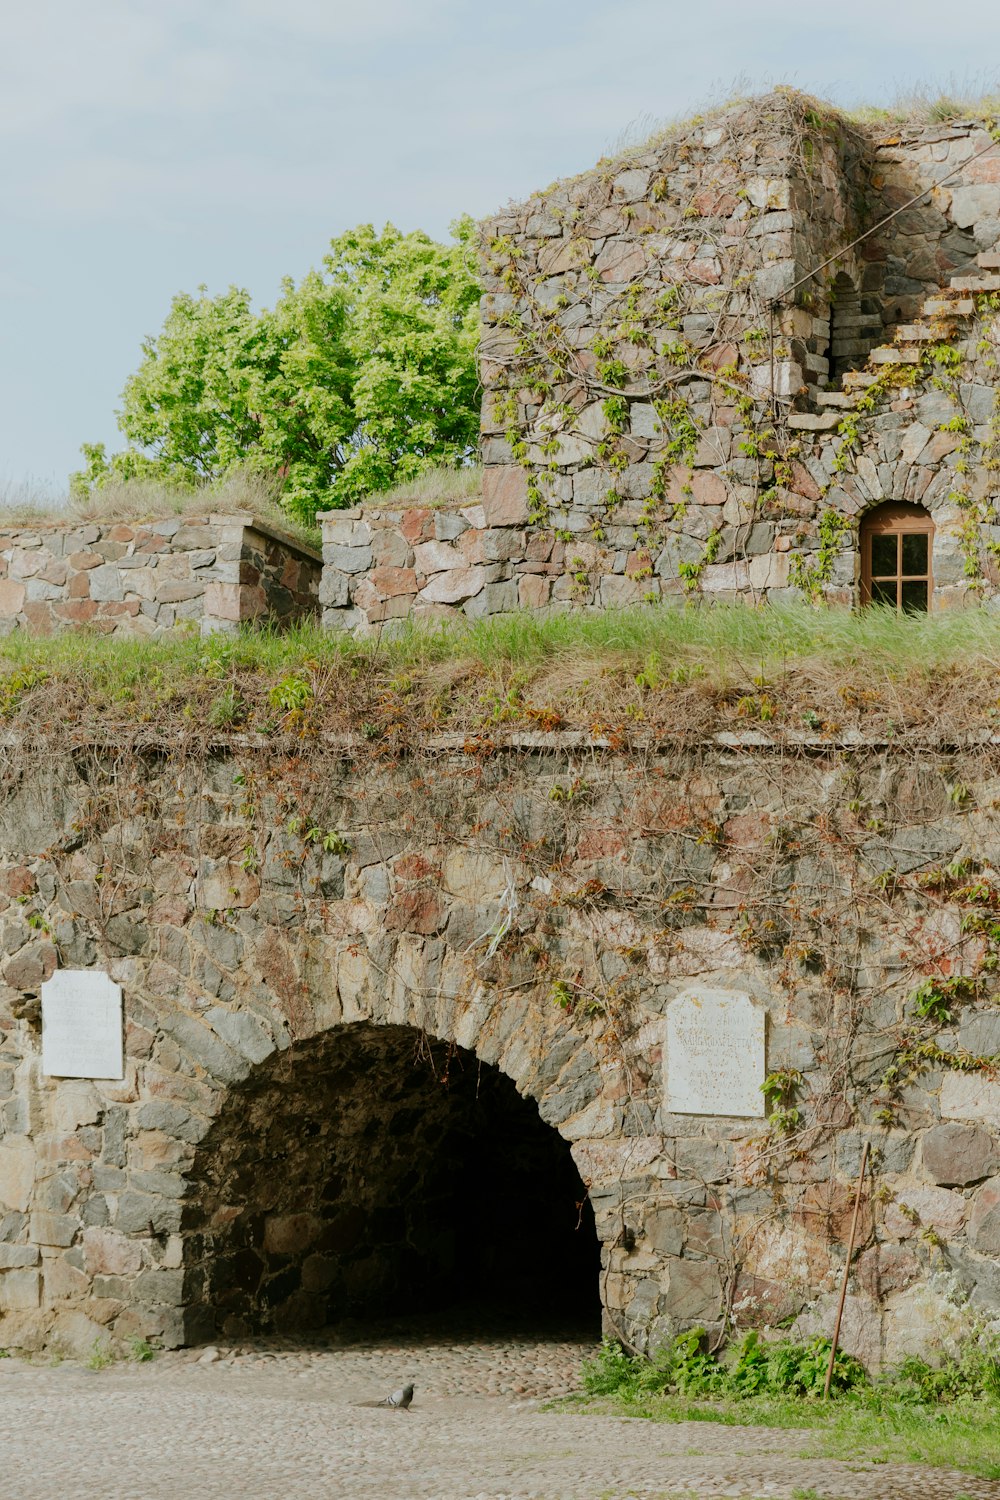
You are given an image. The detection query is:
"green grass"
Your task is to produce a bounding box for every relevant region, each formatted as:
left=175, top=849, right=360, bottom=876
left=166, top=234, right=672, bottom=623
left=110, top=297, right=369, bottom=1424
left=368, top=463, right=481, bottom=509
left=85, top=1338, right=115, bottom=1371
left=0, top=602, right=998, bottom=740
left=573, top=1332, right=1000, bottom=1480
left=0, top=598, right=994, bottom=676
left=0, top=471, right=322, bottom=554
left=571, top=1389, right=1000, bottom=1479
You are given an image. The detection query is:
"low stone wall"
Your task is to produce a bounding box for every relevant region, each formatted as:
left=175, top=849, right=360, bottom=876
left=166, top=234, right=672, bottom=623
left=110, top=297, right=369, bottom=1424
left=321, top=500, right=578, bottom=631
left=0, top=513, right=321, bottom=638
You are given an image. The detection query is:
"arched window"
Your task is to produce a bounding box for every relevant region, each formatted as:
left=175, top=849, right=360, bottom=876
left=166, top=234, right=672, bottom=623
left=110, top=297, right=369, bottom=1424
left=860, top=502, right=934, bottom=612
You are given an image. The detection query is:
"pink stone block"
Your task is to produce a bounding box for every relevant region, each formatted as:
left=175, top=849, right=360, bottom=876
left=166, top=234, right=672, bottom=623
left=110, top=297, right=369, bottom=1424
left=482, top=466, right=529, bottom=527
left=0, top=579, right=26, bottom=617
left=204, top=582, right=242, bottom=621
left=518, top=574, right=550, bottom=609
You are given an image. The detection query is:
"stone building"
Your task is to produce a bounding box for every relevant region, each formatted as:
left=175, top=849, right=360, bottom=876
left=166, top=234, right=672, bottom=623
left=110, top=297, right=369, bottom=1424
left=322, top=91, right=1000, bottom=629
left=1, top=93, right=1000, bottom=1369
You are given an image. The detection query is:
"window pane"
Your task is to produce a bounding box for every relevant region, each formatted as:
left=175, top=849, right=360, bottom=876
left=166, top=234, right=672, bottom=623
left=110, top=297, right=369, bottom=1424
left=872, top=579, right=897, bottom=608
left=901, top=579, right=929, bottom=614
left=870, top=534, right=897, bottom=575
left=901, top=532, right=928, bottom=574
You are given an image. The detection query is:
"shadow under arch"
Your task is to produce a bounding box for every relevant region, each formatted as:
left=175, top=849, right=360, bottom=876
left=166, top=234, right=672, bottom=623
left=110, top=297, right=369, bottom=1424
left=180, top=1021, right=601, bottom=1343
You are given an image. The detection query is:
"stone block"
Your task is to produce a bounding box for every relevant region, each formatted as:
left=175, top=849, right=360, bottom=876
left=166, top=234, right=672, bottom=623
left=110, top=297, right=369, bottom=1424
left=319, top=571, right=349, bottom=609
left=3, top=939, right=57, bottom=989
left=417, top=566, right=486, bottom=605
left=921, top=1122, right=998, bottom=1186
left=482, top=466, right=529, bottom=527
left=87, top=564, right=124, bottom=602
left=44, top=1254, right=90, bottom=1300
left=81, top=1226, right=143, bottom=1277
left=516, top=573, right=550, bottom=609
left=0, top=1243, right=39, bottom=1268
left=672, top=1139, right=732, bottom=1183
left=325, top=543, right=373, bottom=574
left=481, top=580, right=519, bottom=615
left=950, top=184, right=1000, bottom=229
left=51, top=1081, right=102, bottom=1135
left=0, top=1268, right=40, bottom=1310
left=322, top=516, right=369, bottom=548
left=882, top=1282, right=971, bottom=1367
left=883, top=1185, right=966, bottom=1240
left=0, top=580, right=26, bottom=617
left=795, top=1292, right=882, bottom=1371
left=663, top=1256, right=723, bottom=1322
left=133, top=1268, right=185, bottom=1306
left=941, top=1070, right=1000, bottom=1126
left=201, top=582, right=240, bottom=621
left=0, top=1140, right=35, bottom=1212
left=263, top=1213, right=321, bottom=1255
left=644, top=1207, right=683, bottom=1256
left=630, top=403, right=661, bottom=439
left=199, top=860, right=260, bottom=910
left=114, top=1191, right=182, bottom=1236
left=156, top=1008, right=250, bottom=1086
left=968, top=1176, right=1000, bottom=1253
left=385, top=889, right=445, bottom=935
left=29, top=1212, right=78, bottom=1247
left=365, top=566, right=418, bottom=599
left=958, top=1013, right=1000, bottom=1056
left=481, top=528, right=526, bottom=563
left=205, top=1007, right=276, bottom=1066
left=413, top=540, right=465, bottom=573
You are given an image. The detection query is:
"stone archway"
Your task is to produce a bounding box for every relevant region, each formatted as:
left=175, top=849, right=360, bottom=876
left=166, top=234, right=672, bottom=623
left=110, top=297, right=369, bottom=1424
left=179, top=1022, right=602, bottom=1343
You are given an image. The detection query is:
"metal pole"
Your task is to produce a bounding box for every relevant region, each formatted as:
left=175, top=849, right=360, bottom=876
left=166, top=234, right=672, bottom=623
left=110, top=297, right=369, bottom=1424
left=823, top=1139, right=870, bottom=1400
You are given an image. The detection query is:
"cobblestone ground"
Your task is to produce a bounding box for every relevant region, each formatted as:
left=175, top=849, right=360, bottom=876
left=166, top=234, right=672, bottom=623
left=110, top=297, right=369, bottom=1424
left=1, top=1320, right=997, bottom=1500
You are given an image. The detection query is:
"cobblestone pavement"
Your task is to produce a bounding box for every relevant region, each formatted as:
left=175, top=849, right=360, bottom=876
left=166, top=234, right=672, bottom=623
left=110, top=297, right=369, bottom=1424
left=1, top=1321, right=997, bottom=1500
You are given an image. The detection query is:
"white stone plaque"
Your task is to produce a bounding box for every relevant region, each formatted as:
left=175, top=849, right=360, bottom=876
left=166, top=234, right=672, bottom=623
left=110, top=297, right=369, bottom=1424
left=666, top=987, right=765, bottom=1117
left=41, top=970, right=124, bottom=1080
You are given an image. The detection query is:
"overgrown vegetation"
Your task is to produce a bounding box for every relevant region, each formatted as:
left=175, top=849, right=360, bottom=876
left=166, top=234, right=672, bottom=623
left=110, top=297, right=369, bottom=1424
left=577, top=1331, right=1000, bottom=1477
left=0, top=603, right=997, bottom=742
left=0, top=471, right=323, bottom=553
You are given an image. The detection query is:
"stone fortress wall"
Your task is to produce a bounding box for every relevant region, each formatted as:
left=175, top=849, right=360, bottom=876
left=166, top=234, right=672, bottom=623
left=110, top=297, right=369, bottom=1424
left=1, top=738, right=1000, bottom=1366
left=2, top=94, right=1000, bottom=1366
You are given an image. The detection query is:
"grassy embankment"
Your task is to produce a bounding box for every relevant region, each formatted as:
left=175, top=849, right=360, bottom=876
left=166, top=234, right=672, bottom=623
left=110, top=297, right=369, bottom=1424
left=0, top=601, right=998, bottom=741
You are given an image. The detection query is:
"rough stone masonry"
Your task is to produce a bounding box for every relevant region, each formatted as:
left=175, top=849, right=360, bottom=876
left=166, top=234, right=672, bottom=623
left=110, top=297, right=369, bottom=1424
left=322, top=93, right=1000, bottom=631
left=1, top=734, right=999, bottom=1368
left=2, top=90, right=1000, bottom=1369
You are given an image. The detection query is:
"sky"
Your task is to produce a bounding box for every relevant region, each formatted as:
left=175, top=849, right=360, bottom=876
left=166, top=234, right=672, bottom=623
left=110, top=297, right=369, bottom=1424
left=1, top=0, right=998, bottom=495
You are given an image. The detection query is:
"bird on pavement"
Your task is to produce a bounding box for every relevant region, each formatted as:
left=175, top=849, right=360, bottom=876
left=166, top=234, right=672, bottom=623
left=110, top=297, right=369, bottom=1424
left=354, top=1383, right=414, bottom=1410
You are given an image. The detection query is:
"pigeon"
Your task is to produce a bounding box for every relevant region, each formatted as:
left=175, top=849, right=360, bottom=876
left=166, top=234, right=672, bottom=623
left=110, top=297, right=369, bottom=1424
left=354, top=1382, right=414, bottom=1410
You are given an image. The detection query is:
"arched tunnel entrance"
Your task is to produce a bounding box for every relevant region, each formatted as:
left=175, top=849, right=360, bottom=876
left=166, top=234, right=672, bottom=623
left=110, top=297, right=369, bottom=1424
left=181, top=1023, right=602, bottom=1343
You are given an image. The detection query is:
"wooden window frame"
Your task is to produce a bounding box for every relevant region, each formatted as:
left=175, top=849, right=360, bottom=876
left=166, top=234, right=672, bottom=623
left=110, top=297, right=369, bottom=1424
left=860, top=502, right=934, bottom=612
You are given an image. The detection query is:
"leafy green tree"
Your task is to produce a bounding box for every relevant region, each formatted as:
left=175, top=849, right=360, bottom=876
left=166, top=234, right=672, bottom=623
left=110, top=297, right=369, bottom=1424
left=74, top=218, right=481, bottom=521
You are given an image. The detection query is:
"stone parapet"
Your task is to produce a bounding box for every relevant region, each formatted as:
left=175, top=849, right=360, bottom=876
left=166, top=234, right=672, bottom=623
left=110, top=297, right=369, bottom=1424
left=0, top=513, right=321, bottom=638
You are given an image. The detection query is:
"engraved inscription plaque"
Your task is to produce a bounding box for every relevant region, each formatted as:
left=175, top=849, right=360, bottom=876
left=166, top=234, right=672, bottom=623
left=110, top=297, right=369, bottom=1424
left=666, top=987, right=765, bottom=1117
left=41, top=970, right=124, bottom=1080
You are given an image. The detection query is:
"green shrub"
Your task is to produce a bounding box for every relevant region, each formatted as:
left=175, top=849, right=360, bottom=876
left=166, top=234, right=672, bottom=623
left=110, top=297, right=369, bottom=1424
left=583, top=1330, right=866, bottom=1402
left=583, top=1326, right=1000, bottom=1407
